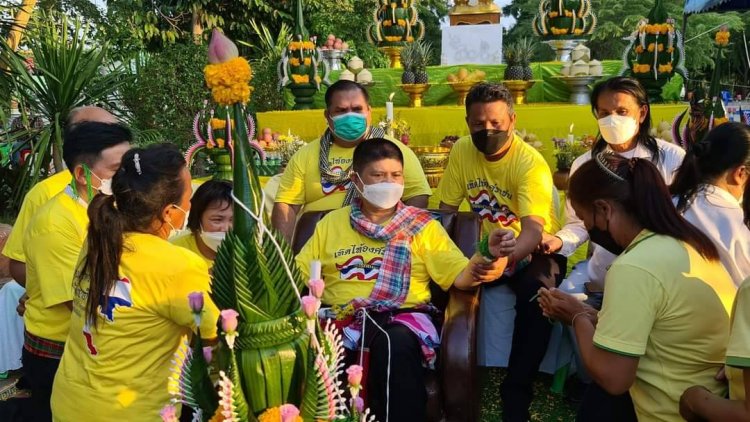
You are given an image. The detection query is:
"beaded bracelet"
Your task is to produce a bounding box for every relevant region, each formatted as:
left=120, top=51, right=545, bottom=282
left=477, top=233, right=497, bottom=262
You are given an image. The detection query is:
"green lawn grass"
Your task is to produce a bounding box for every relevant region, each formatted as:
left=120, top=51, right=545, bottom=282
left=479, top=367, right=578, bottom=421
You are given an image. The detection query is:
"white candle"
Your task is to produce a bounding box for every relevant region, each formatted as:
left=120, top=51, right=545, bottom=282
left=386, top=92, right=395, bottom=122
left=567, top=123, right=575, bottom=143
left=310, top=260, right=322, bottom=280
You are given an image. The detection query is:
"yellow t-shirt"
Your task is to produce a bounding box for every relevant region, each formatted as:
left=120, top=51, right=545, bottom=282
left=23, top=188, right=88, bottom=342
left=170, top=232, right=214, bottom=269
left=295, top=206, right=468, bottom=308
left=594, top=230, right=736, bottom=422
left=3, top=171, right=71, bottom=262
left=438, top=134, right=554, bottom=236
left=275, top=136, right=432, bottom=213
left=51, top=233, right=220, bottom=421
left=727, top=279, right=750, bottom=401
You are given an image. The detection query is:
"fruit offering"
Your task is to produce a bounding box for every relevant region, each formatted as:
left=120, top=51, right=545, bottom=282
left=447, top=68, right=486, bottom=83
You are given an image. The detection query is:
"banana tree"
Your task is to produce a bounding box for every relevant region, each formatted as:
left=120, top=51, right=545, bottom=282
left=0, top=12, right=130, bottom=212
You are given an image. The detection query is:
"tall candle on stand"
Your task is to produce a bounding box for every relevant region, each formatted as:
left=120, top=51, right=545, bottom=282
left=567, top=123, right=575, bottom=144
left=386, top=92, right=395, bottom=137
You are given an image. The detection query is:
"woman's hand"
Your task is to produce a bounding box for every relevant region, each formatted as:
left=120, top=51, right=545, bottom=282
left=488, top=229, right=516, bottom=258
left=470, top=254, right=508, bottom=283
left=538, top=288, right=587, bottom=325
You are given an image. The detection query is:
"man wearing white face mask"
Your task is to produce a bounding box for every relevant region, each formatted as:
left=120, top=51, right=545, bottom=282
left=172, top=180, right=233, bottom=270
left=540, top=77, right=685, bottom=295
left=21, top=121, right=131, bottom=421
left=273, top=80, right=431, bottom=243
left=297, top=138, right=514, bottom=422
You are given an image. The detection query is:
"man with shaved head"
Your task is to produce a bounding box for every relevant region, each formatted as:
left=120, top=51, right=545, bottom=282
left=2, top=106, right=118, bottom=285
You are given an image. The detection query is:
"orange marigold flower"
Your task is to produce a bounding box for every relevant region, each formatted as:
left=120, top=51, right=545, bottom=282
left=210, top=118, right=225, bottom=130
left=289, top=57, right=301, bottom=67
left=291, top=74, right=310, bottom=84
left=304, top=57, right=312, bottom=66
left=658, top=63, right=673, bottom=73
left=635, top=45, right=644, bottom=54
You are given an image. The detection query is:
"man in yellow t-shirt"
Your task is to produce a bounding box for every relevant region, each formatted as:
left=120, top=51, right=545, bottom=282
left=22, top=121, right=131, bottom=421
left=2, top=106, right=119, bottom=286
left=272, top=80, right=431, bottom=242
left=437, top=83, right=565, bottom=421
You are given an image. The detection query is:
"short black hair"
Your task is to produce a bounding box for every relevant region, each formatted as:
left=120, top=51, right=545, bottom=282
left=465, top=82, right=515, bottom=115
left=352, top=138, right=404, bottom=173
left=324, top=80, right=370, bottom=110
left=187, top=179, right=232, bottom=232
left=62, top=121, right=132, bottom=171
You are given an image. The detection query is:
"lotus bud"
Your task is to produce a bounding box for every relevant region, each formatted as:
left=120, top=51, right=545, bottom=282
left=352, top=396, right=365, bottom=413
left=279, top=404, right=300, bottom=422
left=301, top=295, right=321, bottom=319
left=203, top=346, right=213, bottom=364
left=309, top=279, right=325, bottom=299
left=188, top=292, right=204, bottom=313
left=346, top=364, right=364, bottom=388
left=220, top=309, right=239, bottom=332
left=207, top=29, right=239, bottom=64
left=160, top=405, right=178, bottom=422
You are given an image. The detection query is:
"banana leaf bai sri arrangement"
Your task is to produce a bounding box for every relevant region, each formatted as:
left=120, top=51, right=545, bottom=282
left=161, top=30, right=372, bottom=422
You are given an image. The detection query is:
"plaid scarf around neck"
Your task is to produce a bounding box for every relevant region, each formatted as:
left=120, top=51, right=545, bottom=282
left=319, top=125, right=387, bottom=206
left=349, top=199, right=434, bottom=311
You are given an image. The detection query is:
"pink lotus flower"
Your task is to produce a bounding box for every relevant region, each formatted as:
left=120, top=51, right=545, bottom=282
left=220, top=309, right=239, bottom=332
left=301, top=295, right=321, bottom=319
left=308, top=279, right=325, bottom=299
left=207, top=29, right=239, bottom=64
left=203, top=346, right=213, bottom=363
left=279, top=404, right=300, bottom=422
left=188, top=291, right=204, bottom=313
left=346, top=364, right=364, bottom=387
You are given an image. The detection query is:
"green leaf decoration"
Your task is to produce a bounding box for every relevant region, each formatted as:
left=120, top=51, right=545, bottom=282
left=168, top=335, right=218, bottom=421
left=229, top=348, right=253, bottom=422
left=207, top=102, right=311, bottom=416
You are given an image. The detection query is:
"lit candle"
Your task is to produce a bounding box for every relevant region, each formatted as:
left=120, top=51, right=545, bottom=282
left=310, top=260, right=321, bottom=280
left=386, top=92, right=395, bottom=122
left=567, top=123, right=575, bottom=143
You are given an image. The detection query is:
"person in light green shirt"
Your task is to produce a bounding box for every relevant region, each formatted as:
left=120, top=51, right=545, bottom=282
left=540, top=152, right=735, bottom=422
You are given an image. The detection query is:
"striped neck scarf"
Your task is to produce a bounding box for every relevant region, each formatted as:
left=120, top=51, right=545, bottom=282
left=349, top=199, right=434, bottom=311
left=319, top=125, right=387, bottom=206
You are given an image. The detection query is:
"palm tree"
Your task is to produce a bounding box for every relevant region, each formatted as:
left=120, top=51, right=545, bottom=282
left=0, top=11, right=131, bottom=211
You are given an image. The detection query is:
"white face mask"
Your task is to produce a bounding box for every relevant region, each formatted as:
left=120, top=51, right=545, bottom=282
left=167, top=204, right=189, bottom=239
left=597, top=114, right=639, bottom=145
left=87, top=169, right=113, bottom=196
left=199, top=226, right=226, bottom=252
left=355, top=174, right=404, bottom=210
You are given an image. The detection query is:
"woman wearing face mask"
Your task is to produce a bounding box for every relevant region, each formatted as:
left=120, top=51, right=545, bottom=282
left=539, top=153, right=736, bottom=422
left=51, top=144, right=220, bottom=421
left=670, top=122, right=750, bottom=287
left=540, top=77, right=686, bottom=291
left=296, top=138, right=514, bottom=422
left=171, top=180, right=233, bottom=269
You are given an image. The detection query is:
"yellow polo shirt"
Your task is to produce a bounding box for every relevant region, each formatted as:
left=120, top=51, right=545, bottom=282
left=171, top=232, right=214, bottom=269
left=23, top=188, right=88, bottom=342
left=3, top=171, right=71, bottom=262
left=51, top=232, right=220, bottom=421
left=438, top=135, right=554, bottom=236
left=275, top=136, right=431, bottom=213
left=727, top=279, right=750, bottom=400
left=295, top=206, right=468, bottom=308
left=594, top=230, right=736, bottom=421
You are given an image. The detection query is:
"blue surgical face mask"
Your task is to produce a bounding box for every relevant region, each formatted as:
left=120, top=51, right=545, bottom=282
left=330, top=112, right=368, bottom=142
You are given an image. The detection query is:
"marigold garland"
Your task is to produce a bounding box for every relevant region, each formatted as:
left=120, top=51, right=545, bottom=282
left=204, top=57, right=253, bottom=105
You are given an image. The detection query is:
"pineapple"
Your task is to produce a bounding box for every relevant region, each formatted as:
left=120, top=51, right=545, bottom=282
left=400, top=42, right=417, bottom=84
left=516, top=38, right=536, bottom=81
left=414, top=41, right=433, bottom=85
left=503, top=43, right=524, bottom=81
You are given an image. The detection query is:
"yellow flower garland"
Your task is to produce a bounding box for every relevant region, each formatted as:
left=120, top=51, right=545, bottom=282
left=715, top=30, right=730, bottom=46
left=204, top=57, right=253, bottom=106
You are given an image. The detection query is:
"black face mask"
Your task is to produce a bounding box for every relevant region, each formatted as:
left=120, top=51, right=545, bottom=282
left=587, top=212, right=624, bottom=256
left=471, top=129, right=510, bottom=156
